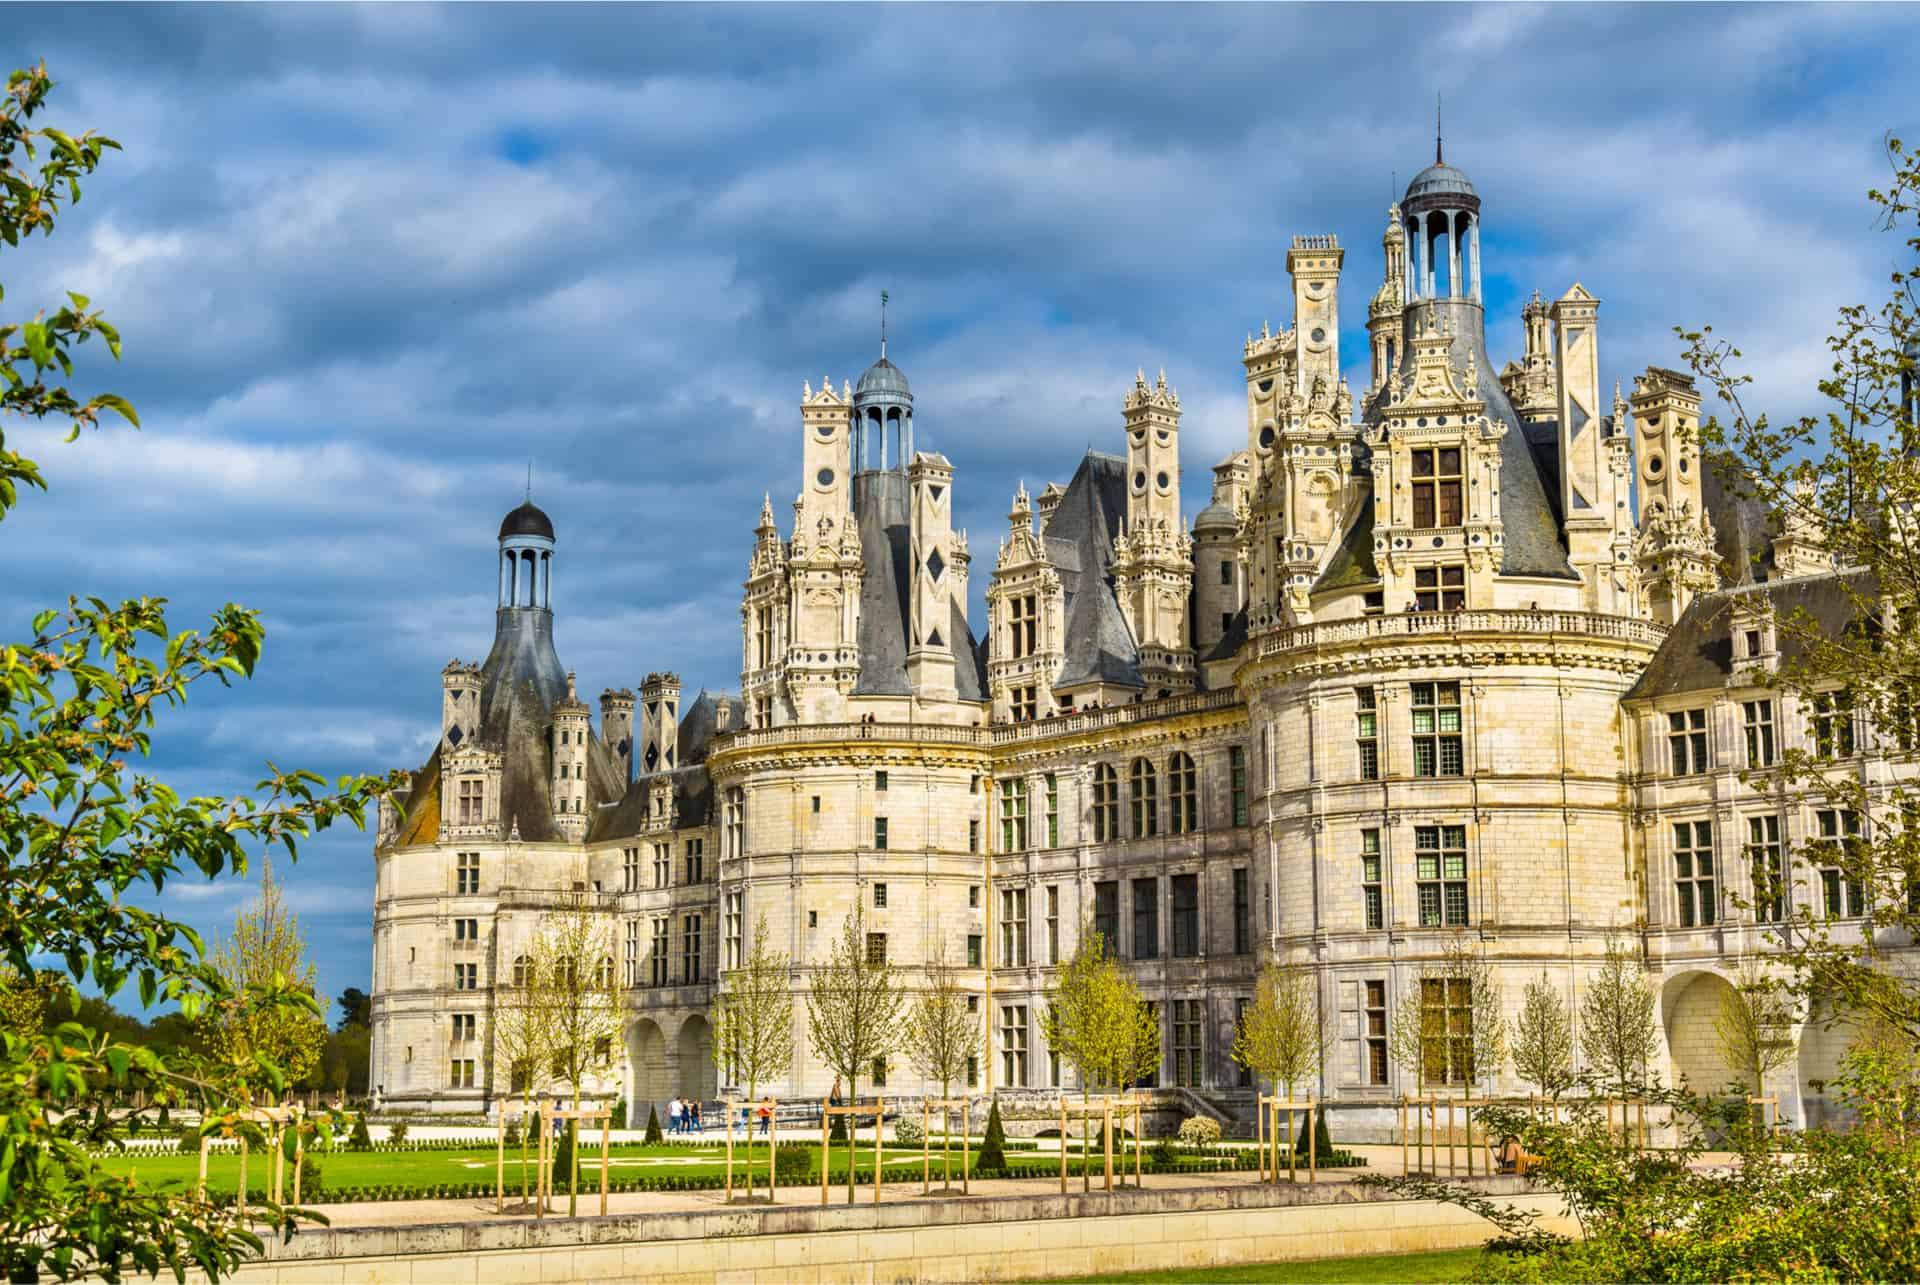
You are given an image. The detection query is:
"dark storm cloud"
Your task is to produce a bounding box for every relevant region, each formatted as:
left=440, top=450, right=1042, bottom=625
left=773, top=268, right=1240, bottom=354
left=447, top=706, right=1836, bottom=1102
left=6, top=1, right=1915, bottom=1009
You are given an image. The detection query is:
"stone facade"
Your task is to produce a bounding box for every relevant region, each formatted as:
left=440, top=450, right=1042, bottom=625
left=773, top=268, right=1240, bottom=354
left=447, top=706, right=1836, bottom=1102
left=370, top=147, right=1916, bottom=1133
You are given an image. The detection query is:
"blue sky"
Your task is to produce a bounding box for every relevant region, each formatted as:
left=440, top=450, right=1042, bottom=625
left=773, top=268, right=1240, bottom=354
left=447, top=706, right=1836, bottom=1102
left=6, top=3, right=1916, bottom=1015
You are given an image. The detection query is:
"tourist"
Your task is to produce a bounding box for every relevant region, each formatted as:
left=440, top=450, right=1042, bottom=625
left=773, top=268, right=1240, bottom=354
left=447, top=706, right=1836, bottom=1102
left=758, top=1102, right=771, bottom=1137
left=668, top=1096, right=682, bottom=1136
left=691, top=1100, right=703, bottom=1133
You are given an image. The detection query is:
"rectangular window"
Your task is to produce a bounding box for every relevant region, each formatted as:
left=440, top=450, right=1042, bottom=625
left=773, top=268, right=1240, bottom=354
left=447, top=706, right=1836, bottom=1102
left=1743, top=700, right=1777, bottom=768
left=1413, top=565, right=1466, bottom=612
left=457, top=778, right=482, bottom=825
left=1045, top=774, right=1059, bottom=847
left=1009, top=593, right=1038, bottom=660
left=1813, top=690, right=1856, bottom=760
left=1010, top=685, right=1038, bottom=722
left=1673, top=820, right=1716, bottom=927
left=968, top=818, right=979, bottom=852
left=1357, top=687, right=1380, bottom=780
left=969, top=884, right=980, bottom=908
left=454, top=917, right=479, bottom=942
left=872, top=1057, right=887, bottom=1088
left=725, top=787, right=745, bottom=860
left=1094, top=881, right=1120, bottom=955
left=1421, top=977, right=1473, bottom=1085
left=653, top=843, right=671, bottom=890
left=1232, top=867, right=1251, bottom=954
left=451, top=1013, right=476, bottom=1043
left=1364, top=980, right=1389, bottom=1085
left=1130, top=761, right=1158, bottom=838
left=875, top=817, right=889, bottom=851
left=1001, top=778, right=1029, bottom=852
left=682, top=914, right=703, bottom=984
left=1746, top=815, right=1785, bottom=923
left=1132, top=877, right=1159, bottom=961
left=874, top=770, right=888, bottom=792
left=621, top=847, right=639, bottom=893
left=1411, top=448, right=1464, bottom=529
left=1230, top=747, right=1248, bottom=826
left=685, top=838, right=704, bottom=885
left=1411, top=681, right=1464, bottom=777
left=1362, top=828, right=1385, bottom=930
left=873, top=882, right=888, bottom=908
left=1415, top=825, right=1469, bottom=926
left=967, top=1056, right=979, bottom=1089
left=1001, top=888, right=1029, bottom=966
left=723, top=891, right=743, bottom=970
left=1000, top=1004, right=1029, bottom=1087
left=1046, top=885, right=1061, bottom=965
left=967, top=933, right=982, bottom=968
left=624, top=918, right=641, bottom=986
left=454, top=963, right=477, bottom=991
left=650, top=917, right=669, bottom=987
left=1136, top=1001, right=1160, bottom=1088
left=1815, top=809, right=1865, bottom=918
left=1219, top=559, right=1233, bottom=586
left=1668, top=708, right=1710, bottom=776
left=450, top=1058, right=476, bottom=1088
left=866, top=933, right=888, bottom=967
left=456, top=851, right=480, bottom=895
left=1170, top=873, right=1200, bottom=958
left=1172, top=999, right=1204, bottom=1088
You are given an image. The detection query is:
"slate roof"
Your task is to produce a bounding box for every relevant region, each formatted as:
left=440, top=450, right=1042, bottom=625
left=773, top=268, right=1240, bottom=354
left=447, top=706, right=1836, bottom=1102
left=1047, top=451, right=1144, bottom=690
left=1313, top=499, right=1380, bottom=594
left=1701, top=452, right=1778, bottom=585
left=1624, top=570, right=1874, bottom=701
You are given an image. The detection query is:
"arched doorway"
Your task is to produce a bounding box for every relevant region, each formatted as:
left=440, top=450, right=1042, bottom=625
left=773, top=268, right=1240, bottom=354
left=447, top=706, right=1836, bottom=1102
left=1661, top=971, right=1737, bottom=1095
left=1797, top=1001, right=1854, bottom=1130
left=676, top=1015, right=715, bottom=1103
left=626, top=1018, right=669, bottom=1121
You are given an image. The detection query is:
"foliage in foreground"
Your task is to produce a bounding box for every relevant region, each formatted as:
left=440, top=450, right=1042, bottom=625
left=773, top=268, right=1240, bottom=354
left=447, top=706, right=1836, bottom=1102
left=0, top=62, right=396, bottom=1282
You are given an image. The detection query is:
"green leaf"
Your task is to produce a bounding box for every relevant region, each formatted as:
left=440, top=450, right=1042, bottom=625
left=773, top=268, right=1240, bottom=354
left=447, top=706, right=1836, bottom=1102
left=22, top=321, right=51, bottom=367
left=93, top=392, right=137, bottom=427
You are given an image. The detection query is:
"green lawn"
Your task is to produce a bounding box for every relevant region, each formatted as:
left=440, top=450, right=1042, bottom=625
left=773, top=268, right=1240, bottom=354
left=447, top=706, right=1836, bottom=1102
left=94, top=1142, right=933, bottom=1195
left=1032, top=1246, right=1487, bottom=1284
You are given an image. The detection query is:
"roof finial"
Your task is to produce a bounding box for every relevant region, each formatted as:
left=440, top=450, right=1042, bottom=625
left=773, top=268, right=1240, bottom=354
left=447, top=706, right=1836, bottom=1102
left=525, top=459, right=532, bottom=502
left=1436, top=93, right=1443, bottom=165
left=880, top=289, right=889, bottom=360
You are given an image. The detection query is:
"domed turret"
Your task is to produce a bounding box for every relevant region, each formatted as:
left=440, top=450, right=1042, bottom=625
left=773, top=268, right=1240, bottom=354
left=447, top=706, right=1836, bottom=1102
left=498, top=497, right=556, bottom=610
left=1401, top=136, right=1482, bottom=305
left=853, top=292, right=914, bottom=476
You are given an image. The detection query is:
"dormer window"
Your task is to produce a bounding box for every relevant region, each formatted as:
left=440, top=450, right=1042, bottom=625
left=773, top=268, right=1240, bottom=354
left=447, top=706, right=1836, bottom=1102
left=1411, top=448, right=1463, bottom=528
left=1414, top=566, right=1466, bottom=612
left=456, top=778, right=483, bottom=825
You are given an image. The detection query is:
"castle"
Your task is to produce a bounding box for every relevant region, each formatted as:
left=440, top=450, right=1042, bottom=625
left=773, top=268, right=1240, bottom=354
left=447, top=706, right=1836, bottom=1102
left=369, top=147, right=1915, bottom=1132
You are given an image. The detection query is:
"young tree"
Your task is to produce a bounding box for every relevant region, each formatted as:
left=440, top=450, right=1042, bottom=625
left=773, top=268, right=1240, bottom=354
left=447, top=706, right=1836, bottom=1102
left=524, top=895, right=621, bottom=1215
left=1231, top=960, right=1328, bottom=1098
left=1713, top=962, right=1800, bottom=1097
left=712, top=914, right=793, bottom=1199
left=805, top=906, right=903, bottom=1203
left=904, top=934, right=975, bottom=1101
left=1389, top=934, right=1507, bottom=1095
left=1678, top=134, right=1920, bottom=1046
left=1513, top=973, right=1575, bottom=1096
left=204, top=859, right=327, bottom=1096
left=1581, top=937, right=1660, bottom=1095
left=491, top=952, right=555, bottom=1209
left=0, top=63, right=395, bottom=1282
left=1040, top=925, right=1160, bottom=1094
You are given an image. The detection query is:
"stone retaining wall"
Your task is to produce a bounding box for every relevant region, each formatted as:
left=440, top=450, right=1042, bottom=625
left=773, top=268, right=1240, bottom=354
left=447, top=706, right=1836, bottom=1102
left=218, top=1175, right=1567, bottom=1284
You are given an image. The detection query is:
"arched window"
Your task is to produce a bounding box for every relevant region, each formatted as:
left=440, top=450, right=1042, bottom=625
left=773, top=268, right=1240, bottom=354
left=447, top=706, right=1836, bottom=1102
left=724, top=787, right=746, bottom=859
left=1129, top=758, right=1158, bottom=839
left=1168, top=752, right=1198, bottom=834
left=512, top=955, right=532, bottom=988
left=1092, top=764, right=1119, bottom=842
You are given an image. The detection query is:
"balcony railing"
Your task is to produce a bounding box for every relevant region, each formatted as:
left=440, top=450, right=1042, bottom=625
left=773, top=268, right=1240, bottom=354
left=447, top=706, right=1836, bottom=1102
left=712, top=720, right=991, bottom=755
left=990, top=686, right=1243, bottom=745
left=494, top=888, right=622, bottom=912
left=1251, top=608, right=1667, bottom=658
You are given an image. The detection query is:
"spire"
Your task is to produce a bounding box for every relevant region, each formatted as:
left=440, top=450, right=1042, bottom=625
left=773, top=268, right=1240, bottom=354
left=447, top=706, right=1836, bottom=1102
left=525, top=459, right=532, bottom=502
left=880, top=289, right=889, bottom=359
left=1436, top=93, right=1443, bottom=164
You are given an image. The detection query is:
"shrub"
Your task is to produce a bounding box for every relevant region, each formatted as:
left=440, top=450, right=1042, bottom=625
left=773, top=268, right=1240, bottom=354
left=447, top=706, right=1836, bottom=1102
left=348, top=1114, right=372, bottom=1150
left=176, top=1127, right=201, bottom=1155
left=893, top=1114, right=924, bottom=1146
left=644, top=1103, right=662, bottom=1145
left=773, top=1144, right=813, bottom=1183
left=1177, top=1116, right=1222, bottom=1149
left=610, top=1099, right=628, bottom=1130
left=550, top=1127, right=574, bottom=1194
left=385, top=1120, right=409, bottom=1145
left=977, top=1098, right=1008, bottom=1173
left=1149, top=1139, right=1177, bottom=1166
left=297, top=1157, right=323, bottom=1199
left=503, top=1117, right=521, bottom=1147
left=1294, top=1105, right=1335, bottom=1159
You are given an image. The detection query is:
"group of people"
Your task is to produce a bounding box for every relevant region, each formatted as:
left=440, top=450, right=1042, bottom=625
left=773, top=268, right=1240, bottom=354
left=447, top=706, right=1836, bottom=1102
left=666, top=1096, right=704, bottom=1134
